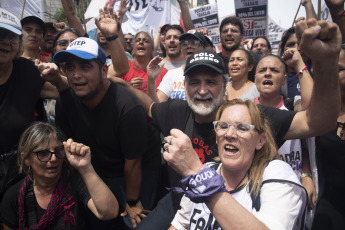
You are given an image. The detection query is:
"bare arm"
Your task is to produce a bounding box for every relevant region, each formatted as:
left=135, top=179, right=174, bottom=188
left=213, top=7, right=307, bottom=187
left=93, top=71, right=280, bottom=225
left=117, top=0, right=130, bottom=51
left=64, top=139, right=119, bottom=220
left=282, top=48, right=313, bottom=110
left=147, top=56, right=167, bottom=102
left=301, top=0, right=318, bottom=20
left=284, top=19, right=341, bottom=140
left=154, top=26, right=163, bottom=53
left=325, top=0, right=345, bottom=42
left=301, top=140, right=316, bottom=209
left=177, top=0, right=194, bottom=31
left=61, top=0, right=85, bottom=35
left=95, top=6, right=129, bottom=78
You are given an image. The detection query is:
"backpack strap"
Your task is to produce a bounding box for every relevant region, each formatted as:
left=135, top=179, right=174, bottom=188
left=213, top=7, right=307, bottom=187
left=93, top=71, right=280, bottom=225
left=25, top=182, right=37, bottom=226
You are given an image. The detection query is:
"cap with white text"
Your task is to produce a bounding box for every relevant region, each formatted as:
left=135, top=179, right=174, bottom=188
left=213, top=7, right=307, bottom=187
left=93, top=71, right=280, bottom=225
left=0, top=8, right=22, bottom=35
left=53, top=37, right=106, bottom=64
left=184, top=50, right=225, bottom=76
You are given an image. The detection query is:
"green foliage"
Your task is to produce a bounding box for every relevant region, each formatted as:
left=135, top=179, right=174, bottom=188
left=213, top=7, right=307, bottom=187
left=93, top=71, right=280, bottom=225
left=53, top=0, right=91, bottom=25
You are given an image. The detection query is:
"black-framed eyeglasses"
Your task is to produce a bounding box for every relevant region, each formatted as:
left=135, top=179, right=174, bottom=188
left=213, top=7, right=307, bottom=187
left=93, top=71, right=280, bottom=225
left=0, top=28, right=20, bottom=44
left=181, top=40, right=201, bottom=48
left=57, top=39, right=75, bottom=47
left=34, top=146, right=65, bottom=162
left=213, top=120, right=259, bottom=137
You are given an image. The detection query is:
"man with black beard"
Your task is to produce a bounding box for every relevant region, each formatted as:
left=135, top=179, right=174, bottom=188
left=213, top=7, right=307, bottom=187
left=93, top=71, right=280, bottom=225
left=161, top=25, right=186, bottom=70
left=217, top=16, right=259, bottom=81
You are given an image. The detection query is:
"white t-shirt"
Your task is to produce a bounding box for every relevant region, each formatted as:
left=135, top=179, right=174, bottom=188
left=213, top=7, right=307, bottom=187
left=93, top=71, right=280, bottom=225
left=278, top=104, right=303, bottom=178
left=157, top=66, right=186, bottom=100
left=171, top=160, right=307, bottom=230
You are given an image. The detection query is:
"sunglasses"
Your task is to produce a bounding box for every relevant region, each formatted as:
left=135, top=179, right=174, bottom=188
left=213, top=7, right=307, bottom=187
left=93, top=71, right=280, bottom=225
left=126, top=38, right=134, bottom=42
left=56, top=39, right=75, bottom=47
left=34, top=146, right=65, bottom=162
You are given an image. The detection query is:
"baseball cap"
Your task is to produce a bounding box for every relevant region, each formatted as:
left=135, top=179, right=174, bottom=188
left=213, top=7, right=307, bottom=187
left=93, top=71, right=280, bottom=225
left=184, top=50, right=225, bottom=76
left=179, top=30, right=207, bottom=46
left=0, top=8, right=22, bottom=35
left=21, top=15, right=45, bottom=34
left=204, top=35, right=214, bottom=48
left=53, top=37, right=106, bottom=64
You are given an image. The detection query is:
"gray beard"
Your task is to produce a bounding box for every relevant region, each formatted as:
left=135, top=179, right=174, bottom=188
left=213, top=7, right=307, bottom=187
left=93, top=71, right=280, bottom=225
left=186, top=91, right=225, bottom=117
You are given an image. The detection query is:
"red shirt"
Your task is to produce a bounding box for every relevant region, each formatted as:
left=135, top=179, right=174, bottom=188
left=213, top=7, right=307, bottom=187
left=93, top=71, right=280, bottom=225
left=122, top=61, right=168, bottom=94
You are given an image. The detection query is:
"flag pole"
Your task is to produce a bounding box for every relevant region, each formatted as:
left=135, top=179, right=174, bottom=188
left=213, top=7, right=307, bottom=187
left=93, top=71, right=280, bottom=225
left=292, top=2, right=302, bottom=27
left=81, top=0, right=87, bottom=33
left=21, top=0, right=27, bottom=20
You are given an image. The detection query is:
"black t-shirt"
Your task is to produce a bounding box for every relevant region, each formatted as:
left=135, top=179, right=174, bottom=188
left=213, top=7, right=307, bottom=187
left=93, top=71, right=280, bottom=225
left=55, top=81, right=161, bottom=177
left=0, top=171, right=90, bottom=229
left=0, top=58, right=44, bottom=154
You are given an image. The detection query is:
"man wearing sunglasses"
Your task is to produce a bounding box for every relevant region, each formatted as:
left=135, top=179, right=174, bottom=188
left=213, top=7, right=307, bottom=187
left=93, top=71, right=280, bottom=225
left=147, top=30, right=207, bottom=103
left=124, top=33, right=134, bottom=54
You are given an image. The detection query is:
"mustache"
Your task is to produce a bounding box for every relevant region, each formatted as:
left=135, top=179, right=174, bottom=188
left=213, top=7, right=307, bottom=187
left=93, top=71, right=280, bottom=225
left=193, top=93, right=213, bottom=100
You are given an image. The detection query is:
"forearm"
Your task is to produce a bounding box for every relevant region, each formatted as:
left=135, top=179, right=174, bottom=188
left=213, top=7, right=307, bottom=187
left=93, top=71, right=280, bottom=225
left=124, top=159, right=142, bottom=200
left=206, top=193, right=268, bottom=230
left=80, top=165, right=119, bottom=220
left=296, top=62, right=313, bottom=110
left=307, top=59, right=340, bottom=132
left=109, top=38, right=129, bottom=77
left=178, top=1, right=194, bottom=31
left=154, top=31, right=161, bottom=53
left=147, top=77, right=160, bottom=102
left=61, top=0, right=85, bottom=35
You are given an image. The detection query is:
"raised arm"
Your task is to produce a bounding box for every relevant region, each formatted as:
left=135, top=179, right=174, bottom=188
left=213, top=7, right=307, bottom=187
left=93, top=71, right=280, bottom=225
left=95, top=6, right=129, bottom=78
left=64, top=138, right=119, bottom=220
left=117, top=0, right=131, bottom=52
left=147, top=55, right=168, bottom=102
left=325, top=0, right=345, bottom=42
left=281, top=48, right=313, bottom=110
left=301, top=0, right=318, bottom=20
left=61, top=0, right=85, bottom=35
left=177, top=0, right=194, bottom=31
left=284, top=19, right=341, bottom=140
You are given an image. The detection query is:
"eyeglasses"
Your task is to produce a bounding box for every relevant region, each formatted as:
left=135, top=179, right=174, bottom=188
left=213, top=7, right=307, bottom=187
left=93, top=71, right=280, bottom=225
left=213, top=120, right=259, bottom=137
left=181, top=40, right=201, bottom=48
left=125, top=38, right=134, bottom=42
left=56, top=39, right=75, bottom=47
left=0, top=29, right=20, bottom=44
left=34, top=146, right=65, bottom=162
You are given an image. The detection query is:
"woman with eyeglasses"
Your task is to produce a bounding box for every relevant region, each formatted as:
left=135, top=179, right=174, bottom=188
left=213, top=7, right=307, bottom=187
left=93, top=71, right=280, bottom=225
left=165, top=99, right=307, bottom=230
left=51, top=28, right=81, bottom=57
left=227, top=48, right=259, bottom=101
left=0, top=122, right=119, bottom=229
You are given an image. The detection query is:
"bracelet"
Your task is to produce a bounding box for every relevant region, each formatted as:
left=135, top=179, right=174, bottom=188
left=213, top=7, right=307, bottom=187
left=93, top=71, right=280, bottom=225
left=127, top=198, right=140, bottom=207
left=169, top=168, right=227, bottom=203
left=106, top=34, right=119, bottom=41
left=301, top=172, right=312, bottom=178
left=296, top=66, right=308, bottom=77
left=332, top=10, right=345, bottom=20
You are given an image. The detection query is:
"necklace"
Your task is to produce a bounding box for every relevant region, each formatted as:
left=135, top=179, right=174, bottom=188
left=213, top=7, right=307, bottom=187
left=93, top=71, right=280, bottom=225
left=220, top=165, right=248, bottom=190
left=337, top=122, right=345, bottom=140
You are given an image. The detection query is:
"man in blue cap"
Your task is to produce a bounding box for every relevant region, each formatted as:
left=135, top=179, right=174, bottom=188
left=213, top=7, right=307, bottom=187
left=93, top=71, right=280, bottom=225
left=53, top=35, right=161, bottom=228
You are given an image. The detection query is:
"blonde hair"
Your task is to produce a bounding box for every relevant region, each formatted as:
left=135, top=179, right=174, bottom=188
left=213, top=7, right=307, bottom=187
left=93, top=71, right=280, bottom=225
left=215, top=99, right=280, bottom=198
left=17, top=122, right=67, bottom=176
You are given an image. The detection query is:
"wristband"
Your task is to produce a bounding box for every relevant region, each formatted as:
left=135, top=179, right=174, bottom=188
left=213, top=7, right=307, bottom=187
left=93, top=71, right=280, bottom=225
left=301, top=172, right=312, bottom=178
left=106, top=34, right=119, bottom=41
left=296, top=66, right=308, bottom=77
left=169, top=168, right=228, bottom=203
left=332, top=10, right=345, bottom=20
left=127, top=198, right=140, bottom=207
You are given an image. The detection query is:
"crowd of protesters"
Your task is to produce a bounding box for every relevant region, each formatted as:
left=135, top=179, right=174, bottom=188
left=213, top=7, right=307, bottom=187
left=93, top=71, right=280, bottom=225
left=0, top=0, right=344, bottom=229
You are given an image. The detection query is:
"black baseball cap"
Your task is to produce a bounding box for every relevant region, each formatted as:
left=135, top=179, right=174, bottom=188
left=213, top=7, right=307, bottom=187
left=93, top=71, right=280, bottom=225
left=21, top=16, right=45, bottom=34
left=184, top=50, right=225, bottom=76
left=179, top=30, right=207, bottom=46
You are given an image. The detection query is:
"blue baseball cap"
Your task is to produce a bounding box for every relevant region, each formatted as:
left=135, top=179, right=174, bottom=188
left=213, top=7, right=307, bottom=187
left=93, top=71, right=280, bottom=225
left=53, top=37, right=106, bottom=64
